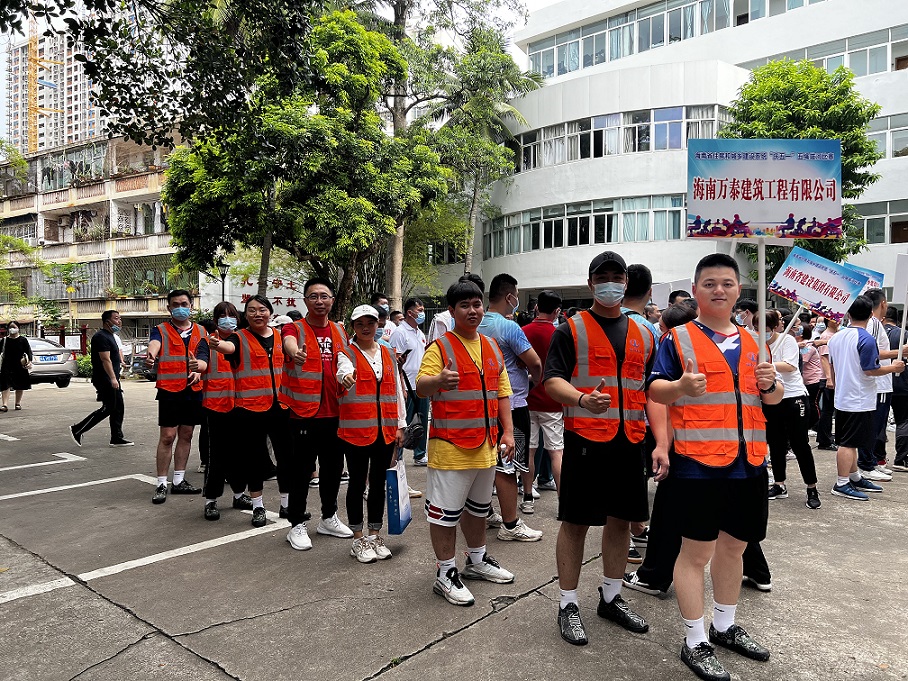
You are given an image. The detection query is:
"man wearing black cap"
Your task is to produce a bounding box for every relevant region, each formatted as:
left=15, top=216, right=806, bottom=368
left=544, top=251, right=669, bottom=646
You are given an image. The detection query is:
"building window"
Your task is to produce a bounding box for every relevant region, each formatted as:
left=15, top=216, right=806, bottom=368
left=609, top=24, right=634, bottom=61
left=592, top=114, right=621, bottom=157
left=865, top=217, right=886, bottom=244
left=891, top=127, right=908, bottom=157
left=654, top=106, right=684, bottom=149
left=890, top=215, right=908, bottom=244
left=521, top=131, right=539, bottom=171
left=542, top=125, right=566, bottom=166
left=686, top=105, right=717, bottom=140
left=623, top=111, right=651, bottom=153
left=567, top=119, right=592, bottom=161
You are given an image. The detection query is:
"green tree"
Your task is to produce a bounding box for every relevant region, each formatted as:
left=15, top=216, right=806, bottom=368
left=720, top=59, right=883, bottom=279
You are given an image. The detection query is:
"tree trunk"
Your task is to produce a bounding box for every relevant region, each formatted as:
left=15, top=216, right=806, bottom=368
left=465, top=178, right=482, bottom=274
left=257, top=230, right=272, bottom=298
left=335, top=257, right=359, bottom=323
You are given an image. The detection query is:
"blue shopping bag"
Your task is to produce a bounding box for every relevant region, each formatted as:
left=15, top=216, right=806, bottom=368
left=386, top=451, right=412, bottom=535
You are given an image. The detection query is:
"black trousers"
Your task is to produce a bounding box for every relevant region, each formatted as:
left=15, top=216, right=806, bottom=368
left=202, top=408, right=247, bottom=500
left=891, top=394, right=908, bottom=465
left=234, top=404, right=290, bottom=496
left=817, top=385, right=836, bottom=447
left=345, top=438, right=395, bottom=531
left=287, top=417, right=345, bottom=525
left=636, top=477, right=772, bottom=590
left=72, top=384, right=124, bottom=441
left=805, top=381, right=822, bottom=429
left=764, top=395, right=818, bottom=486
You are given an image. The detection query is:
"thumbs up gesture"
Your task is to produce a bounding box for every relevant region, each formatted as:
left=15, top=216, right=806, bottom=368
left=581, top=378, right=612, bottom=414
left=208, top=334, right=220, bottom=349
left=439, top=358, right=460, bottom=390
left=678, top=358, right=707, bottom=397
left=293, top=345, right=307, bottom=365
left=188, top=350, right=199, bottom=373
left=342, top=370, right=357, bottom=389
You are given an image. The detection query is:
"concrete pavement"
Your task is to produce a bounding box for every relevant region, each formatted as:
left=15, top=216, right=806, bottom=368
left=0, top=380, right=906, bottom=680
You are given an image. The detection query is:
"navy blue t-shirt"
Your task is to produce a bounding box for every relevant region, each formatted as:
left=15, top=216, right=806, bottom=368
left=648, top=321, right=766, bottom=479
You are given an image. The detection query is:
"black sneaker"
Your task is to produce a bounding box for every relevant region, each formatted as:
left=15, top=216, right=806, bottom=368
left=204, top=501, right=220, bottom=521
left=631, top=526, right=650, bottom=546
left=892, top=459, right=908, bottom=472
left=816, top=444, right=838, bottom=451
left=767, top=483, right=788, bottom=499
left=680, top=641, right=730, bottom=681
left=623, top=571, right=670, bottom=597
left=69, top=425, right=83, bottom=447
left=596, top=588, right=649, bottom=633
left=279, top=506, right=289, bottom=518
left=152, top=484, right=167, bottom=505
left=708, top=624, right=770, bottom=662
left=628, top=544, right=643, bottom=564
left=806, top=487, right=821, bottom=509
left=170, top=480, right=202, bottom=495
left=558, top=603, right=588, bottom=646
left=340, top=471, right=349, bottom=484
left=251, top=507, right=267, bottom=527
left=109, top=438, right=134, bottom=447
left=232, top=494, right=253, bottom=510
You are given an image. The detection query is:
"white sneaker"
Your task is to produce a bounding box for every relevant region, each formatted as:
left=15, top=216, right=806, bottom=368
left=317, top=513, right=354, bottom=538
left=434, top=567, right=475, bottom=606
left=861, top=468, right=892, bottom=482
left=497, top=518, right=543, bottom=542
left=486, top=511, right=503, bottom=528
left=287, top=523, right=312, bottom=550
left=536, top=478, right=557, bottom=491
left=786, top=450, right=796, bottom=460
left=350, top=537, right=378, bottom=563
left=531, top=484, right=540, bottom=499
left=461, top=553, right=515, bottom=583
left=520, top=499, right=535, bottom=514
left=407, top=485, right=423, bottom=499
left=368, top=534, right=393, bottom=560
left=875, top=464, right=893, bottom=476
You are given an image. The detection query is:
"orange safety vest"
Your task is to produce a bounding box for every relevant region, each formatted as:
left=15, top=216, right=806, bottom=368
left=430, top=332, right=504, bottom=450
left=669, top=321, right=767, bottom=467
left=234, top=329, right=285, bottom=412
left=202, top=343, right=234, bottom=413
left=337, top=344, right=399, bottom=446
left=155, top=322, right=204, bottom=393
left=279, top=319, right=347, bottom=418
left=563, top=311, right=653, bottom=443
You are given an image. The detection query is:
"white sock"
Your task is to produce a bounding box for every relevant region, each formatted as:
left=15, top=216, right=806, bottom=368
left=849, top=471, right=862, bottom=483
left=466, top=545, right=486, bottom=566
left=157, top=476, right=168, bottom=487
left=205, top=498, right=217, bottom=504
left=437, top=557, right=456, bottom=575
left=280, top=493, right=289, bottom=507
left=251, top=496, right=264, bottom=509
left=560, top=589, right=578, bottom=609
left=173, top=470, right=185, bottom=486
left=234, top=492, right=245, bottom=500
left=837, top=475, right=850, bottom=487
left=600, top=575, right=622, bottom=604
left=683, top=616, right=708, bottom=648
left=712, top=602, right=737, bottom=633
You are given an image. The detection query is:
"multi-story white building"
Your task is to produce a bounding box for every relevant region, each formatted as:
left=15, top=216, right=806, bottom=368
left=473, top=0, right=908, bottom=307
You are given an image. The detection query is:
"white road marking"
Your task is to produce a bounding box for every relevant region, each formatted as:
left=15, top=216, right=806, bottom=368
left=0, top=433, right=20, bottom=441
left=0, top=452, right=87, bottom=473
left=0, top=473, right=157, bottom=502
left=0, top=578, right=76, bottom=605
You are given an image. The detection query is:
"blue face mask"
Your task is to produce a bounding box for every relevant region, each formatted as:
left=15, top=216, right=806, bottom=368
left=815, top=323, right=826, bottom=335
left=593, top=282, right=625, bottom=307
left=110, top=324, right=121, bottom=334
left=794, top=326, right=803, bottom=337
left=765, top=330, right=774, bottom=341
left=217, top=316, right=238, bottom=331
left=171, top=306, right=191, bottom=321
left=415, top=312, right=426, bottom=325
left=734, top=313, right=746, bottom=326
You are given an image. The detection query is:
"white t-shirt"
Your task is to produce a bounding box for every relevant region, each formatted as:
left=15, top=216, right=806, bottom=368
left=828, top=326, right=880, bottom=413
left=336, top=341, right=407, bottom=428
left=427, top=310, right=454, bottom=343
left=868, top=316, right=892, bottom=393
left=379, top=320, right=397, bottom=343
left=769, top=333, right=807, bottom=398
left=390, top=321, right=426, bottom=386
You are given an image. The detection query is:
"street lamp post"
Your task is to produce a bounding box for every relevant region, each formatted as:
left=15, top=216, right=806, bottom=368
left=216, top=259, right=229, bottom=302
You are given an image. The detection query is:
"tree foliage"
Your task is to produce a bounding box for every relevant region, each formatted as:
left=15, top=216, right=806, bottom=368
left=720, top=60, right=883, bottom=279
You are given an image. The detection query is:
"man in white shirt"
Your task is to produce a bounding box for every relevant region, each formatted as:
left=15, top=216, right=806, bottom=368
left=391, top=297, right=428, bottom=465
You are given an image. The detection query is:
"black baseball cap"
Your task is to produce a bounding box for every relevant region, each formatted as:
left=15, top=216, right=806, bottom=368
left=588, top=251, right=627, bottom=276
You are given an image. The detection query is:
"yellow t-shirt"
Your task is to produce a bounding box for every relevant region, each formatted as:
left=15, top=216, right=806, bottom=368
left=417, top=331, right=512, bottom=470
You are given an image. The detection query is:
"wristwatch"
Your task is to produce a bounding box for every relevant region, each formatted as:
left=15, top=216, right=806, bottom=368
left=759, top=381, right=777, bottom=395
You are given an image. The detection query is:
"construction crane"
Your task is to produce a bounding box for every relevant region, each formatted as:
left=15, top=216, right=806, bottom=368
left=26, top=16, right=63, bottom=153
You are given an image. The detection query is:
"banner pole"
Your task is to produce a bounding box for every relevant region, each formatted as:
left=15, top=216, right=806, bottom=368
left=899, top=304, right=908, bottom=364
left=782, top=305, right=803, bottom=336
left=758, top=237, right=767, bottom=365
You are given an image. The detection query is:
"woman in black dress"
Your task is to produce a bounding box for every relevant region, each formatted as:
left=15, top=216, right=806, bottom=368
left=1, top=322, right=33, bottom=411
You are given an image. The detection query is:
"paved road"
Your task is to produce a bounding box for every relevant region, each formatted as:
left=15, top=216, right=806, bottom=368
left=0, top=380, right=906, bottom=680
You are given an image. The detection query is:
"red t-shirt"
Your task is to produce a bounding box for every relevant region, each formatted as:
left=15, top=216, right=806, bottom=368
left=282, top=321, right=340, bottom=418
left=522, top=318, right=562, bottom=412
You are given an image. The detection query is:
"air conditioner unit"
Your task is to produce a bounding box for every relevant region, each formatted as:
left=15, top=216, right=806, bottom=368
left=24, top=237, right=38, bottom=247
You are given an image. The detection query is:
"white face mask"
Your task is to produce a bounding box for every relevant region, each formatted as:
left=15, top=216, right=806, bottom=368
left=815, top=323, right=826, bottom=335
left=8, top=327, right=19, bottom=336
left=735, top=313, right=746, bottom=326
left=593, top=282, right=625, bottom=307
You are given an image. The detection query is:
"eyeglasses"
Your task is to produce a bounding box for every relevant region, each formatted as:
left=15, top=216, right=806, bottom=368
left=247, top=308, right=270, bottom=316
left=305, top=294, right=334, bottom=302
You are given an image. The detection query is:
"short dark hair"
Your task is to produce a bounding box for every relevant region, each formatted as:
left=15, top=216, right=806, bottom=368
left=377, top=306, right=389, bottom=320
left=287, top=309, right=303, bottom=321
left=802, top=324, right=814, bottom=341
left=390, top=310, right=402, bottom=319
left=864, top=287, right=886, bottom=309
left=101, top=309, right=119, bottom=323
left=459, top=273, right=486, bottom=294
left=537, top=289, right=562, bottom=314
left=212, top=301, right=239, bottom=320
left=694, top=253, right=739, bottom=284
left=734, top=298, right=758, bottom=314
left=370, top=292, right=388, bottom=305
left=489, top=273, right=518, bottom=303
left=304, top=277, right=335, bottom=295
left=625, top=264, right=652, bottom=300
left=244, top=294, right=273, bottom=315
left=885, top=306, right=900, bottom=323
left=669, top=290, right=691, bottom=304
left=167, top=289, right=192, bottom=303
left=661, top=303, right=697, bottom=329
left=848, top=295, right=873, bottom=322
left=798, top=311, right=812, bottom=324
left=446, top=281, right=483, bottom=308
left=403, top=297, right=423, bottom=313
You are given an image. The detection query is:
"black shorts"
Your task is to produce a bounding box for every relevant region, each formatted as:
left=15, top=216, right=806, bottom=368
left=497, top=406, right=531, bottom=474
left=158, top=399, right=203, bottom=428
left=668, top=470, right=769, bottom=543
left=557, top=429, right=649, bottom=526
left=835, top=409, right=874, bottom=450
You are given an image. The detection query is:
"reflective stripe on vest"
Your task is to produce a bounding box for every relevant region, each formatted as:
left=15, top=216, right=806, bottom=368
left=202, top=346, right=234, bottom=412
left=429, top=332, right=503, bottom=449
left=234, top=329, right=284, bottom=412
left=279, top=319, right=347, bottom=418
left=563, top=311, right=652, bottom=443
left=338, top=344, right=399, bottom=446
left=668, top=322, right=767, bottom=467
left=155, top=322, right=203, bottom=392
